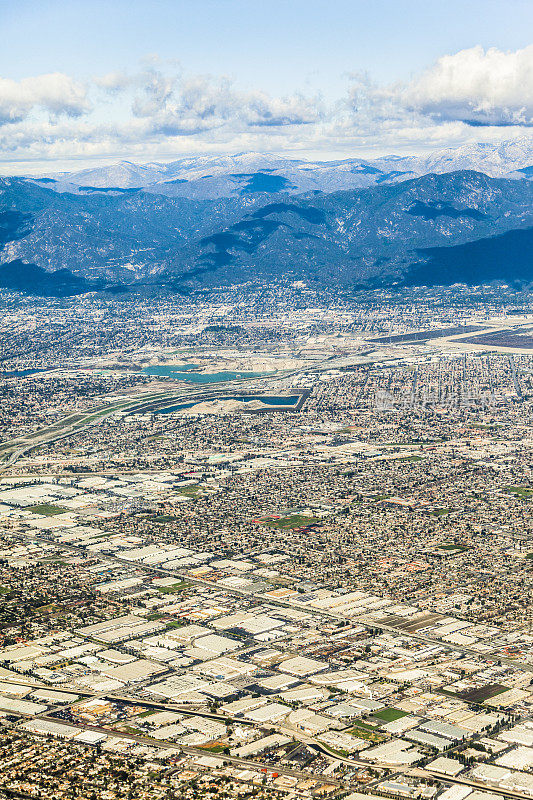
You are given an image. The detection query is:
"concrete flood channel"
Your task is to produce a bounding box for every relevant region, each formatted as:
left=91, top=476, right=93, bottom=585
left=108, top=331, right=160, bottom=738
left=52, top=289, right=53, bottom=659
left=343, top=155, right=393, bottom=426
left=129, top=388, right=310, bottom=415
left=0, top=386, right=310, bottom=470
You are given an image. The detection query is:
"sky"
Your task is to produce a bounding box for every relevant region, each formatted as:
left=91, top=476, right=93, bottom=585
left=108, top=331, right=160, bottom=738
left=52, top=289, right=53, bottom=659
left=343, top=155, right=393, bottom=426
left=1, top=0, right=533, bottom=173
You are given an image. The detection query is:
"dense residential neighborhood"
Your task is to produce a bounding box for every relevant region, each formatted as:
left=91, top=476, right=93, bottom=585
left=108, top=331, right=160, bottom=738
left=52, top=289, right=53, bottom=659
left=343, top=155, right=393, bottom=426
left=0, top=282, right=531, bottom=800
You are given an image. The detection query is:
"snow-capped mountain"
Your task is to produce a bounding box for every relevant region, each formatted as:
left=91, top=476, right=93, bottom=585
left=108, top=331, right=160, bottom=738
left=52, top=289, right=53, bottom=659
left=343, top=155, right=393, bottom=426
left=375, top=138, right=533, bottom=178
left=5, top=139, right=533, bottom=296
left=37, top=152, right=403, bottom=198
left=32, top=139, right=533, bottom=200
left=49, top=160, right=169, bottom=189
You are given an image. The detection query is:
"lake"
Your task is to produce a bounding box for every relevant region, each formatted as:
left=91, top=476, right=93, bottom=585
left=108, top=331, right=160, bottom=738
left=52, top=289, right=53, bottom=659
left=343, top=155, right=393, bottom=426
left=142, top=364, right=267, bottom=383
left=155, top=395, right=300, bottom=414
left=1, top=368, right=49, bottom=377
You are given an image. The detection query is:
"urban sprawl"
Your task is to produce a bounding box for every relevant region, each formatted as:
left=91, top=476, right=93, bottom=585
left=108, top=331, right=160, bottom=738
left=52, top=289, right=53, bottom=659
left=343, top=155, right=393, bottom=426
left=0, top=281, right=532, bottom=800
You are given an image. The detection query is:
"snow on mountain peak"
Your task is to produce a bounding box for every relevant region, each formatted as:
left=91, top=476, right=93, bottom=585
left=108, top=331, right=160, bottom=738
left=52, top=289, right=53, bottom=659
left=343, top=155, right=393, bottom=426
left=31, top=138, right=533, bottom=197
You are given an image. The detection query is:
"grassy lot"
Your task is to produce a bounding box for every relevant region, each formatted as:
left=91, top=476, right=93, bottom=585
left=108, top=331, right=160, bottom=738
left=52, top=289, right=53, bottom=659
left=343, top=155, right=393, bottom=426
left=459, top=683, right=508, bottom=703
left=177, top=484, right=202, bottom=497
left=506, top=486, right=533, bottom=499
left=372, top=707, right=408, bottom=723
left=198, top=743, right=228, bottom=753
left=349, top=719, right=377, bottom=730
left=437, top=543, right=469, bottom=553
left=318, top=741, right=351, bottom=759
left=35, top=603, right=63, bottom=614
left=26, top=503, right=69, bottom=516
left=372, top=707, right=407, bottom=722
left=429, top=507, right=452, bottom=516
left=0, top=585, right=11, bottom=595
left=164, top=620, right=185, bottom=631
left=397, top=455, right=424, bottom=462
left=265, top=514, right=319, bottom=529
left=145, top=514, right=180, bottom=523
left=157, top=581, right=190, bottom=594
left=349, top=723, right=387, bottom=743
left=119, top=724, right=145, bottom=736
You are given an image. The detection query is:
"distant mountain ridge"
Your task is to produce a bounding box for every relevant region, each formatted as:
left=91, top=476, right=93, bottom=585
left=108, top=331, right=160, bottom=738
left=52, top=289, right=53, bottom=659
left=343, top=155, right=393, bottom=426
left=26, top=139, right=533, bottom=202
left=1, top=165, right=533, bottom=295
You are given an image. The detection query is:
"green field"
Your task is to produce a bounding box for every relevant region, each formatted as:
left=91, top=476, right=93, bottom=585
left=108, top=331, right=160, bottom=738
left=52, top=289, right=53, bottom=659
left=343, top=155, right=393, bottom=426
left=318, top=741, right=351, bottom=759
left=164, top=620, right=185, bottom=630
left=438, top=543, right=469, bottom=553
left=506, top=486, right=533, bottom=499
left=26, top=503, right=69, bottom=516
left=349, top=723, right=387, bottom=743
left=265, top=514, right=319, bottom=529
left=372, top=707, right=408, bottom=723
left=157, top=581, right=189, bottom=594
left=177, top=484, right=202, bottom=497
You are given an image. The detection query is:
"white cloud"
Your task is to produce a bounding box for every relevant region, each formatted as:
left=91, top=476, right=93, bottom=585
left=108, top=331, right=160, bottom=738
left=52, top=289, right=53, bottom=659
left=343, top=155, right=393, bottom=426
left=94, top=71, right=139, bottom=93
left=244, top=91, right=319, bottom=126
left=0, top=65, right=322, bottom=162
left=130, top=68, right=322, bottom=132
left=0, top=73, right=90, bottom=124
left=400, top=45, right=533, bottom=126
left=3, top=52, right=533, bottom=172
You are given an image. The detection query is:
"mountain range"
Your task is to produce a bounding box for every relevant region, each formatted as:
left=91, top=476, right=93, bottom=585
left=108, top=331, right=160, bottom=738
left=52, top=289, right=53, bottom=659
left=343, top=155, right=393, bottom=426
left=2, top=140, right=533, bottom=295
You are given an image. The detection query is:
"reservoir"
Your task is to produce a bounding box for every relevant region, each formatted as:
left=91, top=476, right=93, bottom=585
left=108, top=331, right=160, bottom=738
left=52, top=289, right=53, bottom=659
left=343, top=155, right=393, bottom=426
left=155, top=395, right=300, bottom=414
left=142, top=364, right=267, bottom=383
left=1, top=368, right=49, bottom=377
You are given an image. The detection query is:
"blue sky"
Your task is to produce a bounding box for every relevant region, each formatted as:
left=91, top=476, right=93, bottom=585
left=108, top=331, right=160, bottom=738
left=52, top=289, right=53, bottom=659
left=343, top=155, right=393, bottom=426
left=1, top=0, right=533, bottom=172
